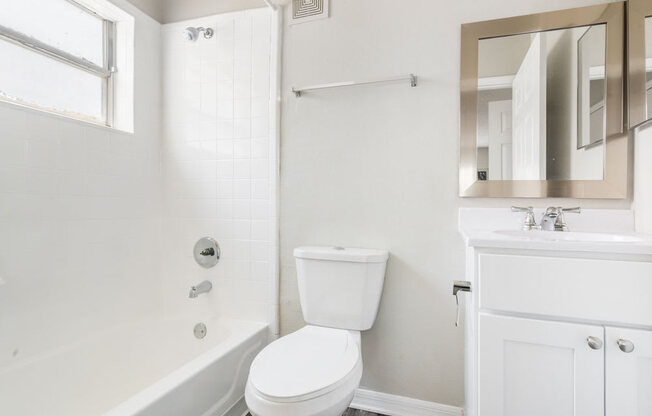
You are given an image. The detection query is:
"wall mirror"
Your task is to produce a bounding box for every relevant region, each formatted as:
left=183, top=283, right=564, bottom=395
left=628, top=0, right=652, bottom=128
left=460, top=3, right=627, bottom=198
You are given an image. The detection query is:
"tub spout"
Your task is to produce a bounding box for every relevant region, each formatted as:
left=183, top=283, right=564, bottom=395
left=189, top=280, right=212, bottom=298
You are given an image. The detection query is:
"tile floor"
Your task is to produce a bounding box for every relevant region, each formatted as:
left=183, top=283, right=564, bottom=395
left=247, top=410, right=383, bottom=416
left=342, top=409, right=384, bottom=416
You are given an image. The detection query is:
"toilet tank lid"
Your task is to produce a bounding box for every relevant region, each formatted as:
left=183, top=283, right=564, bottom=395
left=294, top=246, right=389, bottom=263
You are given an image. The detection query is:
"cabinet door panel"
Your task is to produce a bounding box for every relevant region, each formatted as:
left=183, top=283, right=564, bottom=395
left=479, top=314, right=604, bottom=416
left=606, top=327, right=652, bottom=416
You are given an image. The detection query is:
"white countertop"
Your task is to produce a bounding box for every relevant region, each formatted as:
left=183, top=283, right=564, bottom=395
left=459, top=208, right=652, bottom=255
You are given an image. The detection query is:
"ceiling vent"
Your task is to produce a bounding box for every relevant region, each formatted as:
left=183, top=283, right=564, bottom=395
left=290, top=0, right=329, bottom=24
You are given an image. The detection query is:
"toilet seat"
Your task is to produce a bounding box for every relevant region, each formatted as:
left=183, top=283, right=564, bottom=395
left=248, top=325, right=360, bottom=403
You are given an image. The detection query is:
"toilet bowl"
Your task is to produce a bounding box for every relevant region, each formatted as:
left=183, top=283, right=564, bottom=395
left=245, top=326, right=362, bottom=416
left=245, top=246, right=389, bottom=416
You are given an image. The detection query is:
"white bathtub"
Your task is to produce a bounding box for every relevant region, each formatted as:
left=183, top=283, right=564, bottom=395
left=0, top=317, right=268, bottom=416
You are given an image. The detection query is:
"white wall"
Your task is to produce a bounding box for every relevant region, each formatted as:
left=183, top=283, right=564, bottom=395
left=647, top=16, right=652, bottom=57
left=545, top=27, right=604, bottom=180
left=160, top=9, right=277, bottom=325
left=161, top=0, right=267, bottom=23
left=0, top=0, right=161, bottom=367
left=635, top=124, right=652, bottom=233
left=639, top=18, right=652, bottom=217
left=476, top=88, right=511, bottom=148
left=279, top=0, right=629, bottom=407
left=127, top=0, right=268, bottom=23
left=478, top=35, right=530, bottom=78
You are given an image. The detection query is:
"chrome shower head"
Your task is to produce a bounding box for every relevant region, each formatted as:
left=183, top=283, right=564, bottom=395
left=183, top=27, right=198, bottom=41
left=183, top=27, right=214, bottom=42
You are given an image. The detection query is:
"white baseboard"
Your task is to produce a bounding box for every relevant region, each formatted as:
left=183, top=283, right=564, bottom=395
left=350, top=388, right=463, bottom=416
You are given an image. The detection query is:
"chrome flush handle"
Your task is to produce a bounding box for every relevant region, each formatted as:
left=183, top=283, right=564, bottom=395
left=587, top=336, right=603, bottom=350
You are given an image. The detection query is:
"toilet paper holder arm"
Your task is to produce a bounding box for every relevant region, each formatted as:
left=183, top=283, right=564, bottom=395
left=453, top=281, right=472, bottom=327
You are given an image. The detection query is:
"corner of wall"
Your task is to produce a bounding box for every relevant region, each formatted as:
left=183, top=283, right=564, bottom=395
left=634, top=123, right=652, bottom=233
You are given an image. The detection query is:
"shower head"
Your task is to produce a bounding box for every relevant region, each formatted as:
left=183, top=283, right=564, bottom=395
left=183, top=27, right=198, bottom=41
left=183, top=27, right=214, bottom=42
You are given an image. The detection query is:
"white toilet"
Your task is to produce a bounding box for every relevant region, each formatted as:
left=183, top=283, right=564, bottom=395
left=245, top=246, right=389, bottom=416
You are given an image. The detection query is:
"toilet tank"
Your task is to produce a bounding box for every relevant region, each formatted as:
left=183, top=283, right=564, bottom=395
left=294, top=246, right=389, bottom=331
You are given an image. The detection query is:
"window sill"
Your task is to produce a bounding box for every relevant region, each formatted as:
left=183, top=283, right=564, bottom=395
left=0, top=98, right=134, bottom=135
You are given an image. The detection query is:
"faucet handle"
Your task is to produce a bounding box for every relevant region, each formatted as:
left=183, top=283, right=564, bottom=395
left=511, top=206, right=540, bottom=231
left=511, top=206, right=534, bottom=213
left=553, top=207, right=581, bottom=232
left=562, top=207, right=581, bottom=214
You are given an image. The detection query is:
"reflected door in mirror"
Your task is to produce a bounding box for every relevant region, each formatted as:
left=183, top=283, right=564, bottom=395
left=477, top=25, right=606, bottom=182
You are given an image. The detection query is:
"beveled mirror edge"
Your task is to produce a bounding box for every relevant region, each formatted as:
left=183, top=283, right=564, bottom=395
left=628, top=0, right=652, bottom=129
left=459, top=2, right=627, bottom=199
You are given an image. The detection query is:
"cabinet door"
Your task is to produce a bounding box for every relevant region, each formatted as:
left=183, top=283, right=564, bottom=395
left=606, top=327, right=652, bottom=416
left=479, top=314, right=604, bottom=416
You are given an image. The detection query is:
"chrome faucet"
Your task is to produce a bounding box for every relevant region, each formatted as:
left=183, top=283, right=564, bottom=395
left=189, top=280, right=212, bottom=298
left=540, top=206, right=581, bottom=232
left=511, top=206, right=541, bottom=230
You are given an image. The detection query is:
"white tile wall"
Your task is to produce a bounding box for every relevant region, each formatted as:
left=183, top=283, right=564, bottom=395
left=0, top=0, right=162, bottom=366
left=0, top=5, right=276, bottom=370
left=160, top=8, right=276, bottom=324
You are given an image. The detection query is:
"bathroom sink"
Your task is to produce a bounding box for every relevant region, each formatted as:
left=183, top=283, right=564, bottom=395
left=493, top=230, right=645, bottom=243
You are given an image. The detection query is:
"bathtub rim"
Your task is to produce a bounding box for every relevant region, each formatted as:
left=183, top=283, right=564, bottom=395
left=105, top=319, right=268, bottom=416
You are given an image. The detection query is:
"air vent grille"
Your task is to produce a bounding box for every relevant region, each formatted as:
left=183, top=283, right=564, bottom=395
left=291, top=0, right=329, bottom=24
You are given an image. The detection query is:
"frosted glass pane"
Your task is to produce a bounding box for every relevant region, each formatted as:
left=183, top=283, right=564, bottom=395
left=0, top=0, right=104, bottom=66
left=0, top=39, right=104, bottom=121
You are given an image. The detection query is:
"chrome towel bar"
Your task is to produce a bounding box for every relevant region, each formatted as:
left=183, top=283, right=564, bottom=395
left=292, top=73, right=417, bottom=97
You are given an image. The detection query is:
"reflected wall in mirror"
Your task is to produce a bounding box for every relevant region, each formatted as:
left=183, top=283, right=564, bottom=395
left=460, top=2, right=626, bottom=198
left=476, top=25, right=605, bottom=183
left=577, top=25, right=605, bottom=150
left=627, top=0, right=652, bottom=127
left=646, top=16, right=652, bottom=119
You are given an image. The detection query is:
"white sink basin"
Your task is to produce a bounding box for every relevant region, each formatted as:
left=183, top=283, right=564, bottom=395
left=493, top=230, right=645, bottom=243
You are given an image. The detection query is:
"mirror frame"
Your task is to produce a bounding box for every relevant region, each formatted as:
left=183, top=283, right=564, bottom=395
left=628, top=0, right=652, bottom=128
left=459, top=3, right=627, bottom=198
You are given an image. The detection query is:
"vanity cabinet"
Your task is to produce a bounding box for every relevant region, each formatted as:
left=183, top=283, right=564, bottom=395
left=606, top=327, right=652, bottom=416
left=464, top=250, right=652, bottom=416
left=479, top=314, right=604, bottom=416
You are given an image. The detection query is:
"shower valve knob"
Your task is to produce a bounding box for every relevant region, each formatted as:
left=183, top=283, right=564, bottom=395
left=193, top=237, right=220, bottom=268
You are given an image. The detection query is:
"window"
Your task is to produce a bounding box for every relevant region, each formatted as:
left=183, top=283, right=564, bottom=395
left=0, top=0, right=116, bottom=125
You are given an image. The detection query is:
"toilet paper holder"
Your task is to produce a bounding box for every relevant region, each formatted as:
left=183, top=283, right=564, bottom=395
left=453, top=281, right=472, bottom=327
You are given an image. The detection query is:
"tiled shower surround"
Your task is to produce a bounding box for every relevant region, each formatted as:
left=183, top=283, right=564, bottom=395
left=0, top=6, right=276, bottom=373
left=160, top=8, right=277, bottom=324
left=0, top=4, right=162, bottom=366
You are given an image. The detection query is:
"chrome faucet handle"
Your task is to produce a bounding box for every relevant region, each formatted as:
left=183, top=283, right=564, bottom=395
left=562, top=207, right=581, bottom=213
left=553, top=206, right=581, bottom=232
left=511, top=206, right=540, bottom=231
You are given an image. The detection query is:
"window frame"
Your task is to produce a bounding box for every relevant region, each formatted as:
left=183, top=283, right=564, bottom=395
left=0, top=0, right=116, bottom=126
